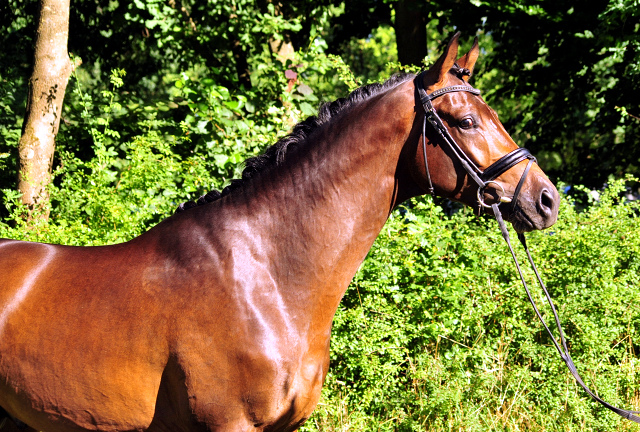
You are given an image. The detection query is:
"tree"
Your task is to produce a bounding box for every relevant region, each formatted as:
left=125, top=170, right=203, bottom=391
left=2, top=0, right=639, bottom=193
left=325, top=0, right=429, bottom=67
left=472, top=0, right=640, bottom=186
left=17, top=0, right=73, bottom=220
left=394, top=0, right=427, bottom=66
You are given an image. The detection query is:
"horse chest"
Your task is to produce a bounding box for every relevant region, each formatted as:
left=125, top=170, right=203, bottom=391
left=172, top=330, right=329, bottom=431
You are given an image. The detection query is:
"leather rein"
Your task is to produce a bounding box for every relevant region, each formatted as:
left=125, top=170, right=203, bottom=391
left=415, top=71, right=640, bottom=424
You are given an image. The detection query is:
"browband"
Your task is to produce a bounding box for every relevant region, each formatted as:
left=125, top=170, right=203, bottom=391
left=420, top=85, right=481, bottom=104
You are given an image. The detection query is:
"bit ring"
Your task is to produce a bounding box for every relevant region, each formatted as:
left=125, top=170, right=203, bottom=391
left=477, top=181, right=507, bottom=208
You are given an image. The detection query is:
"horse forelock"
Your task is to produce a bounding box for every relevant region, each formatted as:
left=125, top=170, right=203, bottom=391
left=176, top=72, right=415, bottom=213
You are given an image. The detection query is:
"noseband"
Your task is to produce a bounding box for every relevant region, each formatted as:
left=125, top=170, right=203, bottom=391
left=414, top=71, right=640, bottom=424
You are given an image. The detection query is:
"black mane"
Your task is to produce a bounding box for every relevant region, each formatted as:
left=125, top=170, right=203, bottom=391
left=176, top=73, right=415, bottom=213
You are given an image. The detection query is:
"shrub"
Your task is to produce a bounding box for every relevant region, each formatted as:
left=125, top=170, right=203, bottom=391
left=305, top=178, right=640, bottom=431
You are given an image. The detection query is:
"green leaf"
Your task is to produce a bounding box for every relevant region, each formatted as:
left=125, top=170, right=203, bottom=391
left=224, top=101, right=240, bottom=110
left=299, top=102, right=316, bottom=116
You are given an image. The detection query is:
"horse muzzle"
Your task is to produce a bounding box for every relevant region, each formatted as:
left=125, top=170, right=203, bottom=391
left=507, top=177, right=559, bottom=233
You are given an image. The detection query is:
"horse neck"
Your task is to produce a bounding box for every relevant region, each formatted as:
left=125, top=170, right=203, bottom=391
left=216, top=80, right=419, bottom=334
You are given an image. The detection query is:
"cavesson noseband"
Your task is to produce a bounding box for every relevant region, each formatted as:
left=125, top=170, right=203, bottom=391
left=415, top=71, right=640, bottom=424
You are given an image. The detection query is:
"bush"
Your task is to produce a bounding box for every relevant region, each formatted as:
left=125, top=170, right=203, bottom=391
left=304, top=178, right=640, bottom=432
left=0, top=45, right=346, bottom=242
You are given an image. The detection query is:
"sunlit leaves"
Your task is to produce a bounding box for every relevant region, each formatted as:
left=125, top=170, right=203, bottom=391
left=306, top=179, right=640, bottom=431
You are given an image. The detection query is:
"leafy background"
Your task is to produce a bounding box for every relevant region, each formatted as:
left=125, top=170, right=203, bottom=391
left=1, top=0, right=640, bottom=430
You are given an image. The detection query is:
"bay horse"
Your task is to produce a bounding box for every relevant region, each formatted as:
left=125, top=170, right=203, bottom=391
left=0, top=33, right=558, bottom=432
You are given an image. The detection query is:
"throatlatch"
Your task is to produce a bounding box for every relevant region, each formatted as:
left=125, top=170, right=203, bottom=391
left=415, top=71, right=640, bottom=424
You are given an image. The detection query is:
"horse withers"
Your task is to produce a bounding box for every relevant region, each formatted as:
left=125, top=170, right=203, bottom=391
left=0, top=33, right=558, bottom=432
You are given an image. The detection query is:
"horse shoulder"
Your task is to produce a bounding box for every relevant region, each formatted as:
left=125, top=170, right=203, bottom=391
left=148, top=210, right=329, bottom=431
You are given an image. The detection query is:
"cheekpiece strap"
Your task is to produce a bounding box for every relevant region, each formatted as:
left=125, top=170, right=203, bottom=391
left=415, top=72, right=486, bottom=189
left=415, top=71, right=536, bottom=197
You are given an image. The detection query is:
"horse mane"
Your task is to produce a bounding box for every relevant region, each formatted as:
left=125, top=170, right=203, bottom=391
left=176, top=72, right=415, bottom=213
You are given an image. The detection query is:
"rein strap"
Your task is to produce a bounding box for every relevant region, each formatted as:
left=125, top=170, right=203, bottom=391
left=492, top=204, right=640, bottom=424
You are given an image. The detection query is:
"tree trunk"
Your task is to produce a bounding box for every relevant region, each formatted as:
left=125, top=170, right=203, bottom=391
left=232, top=40, right=252, bottom=89
left=18, top=0, right=72, bottom=221
left=394, top=0, right=427, bottom=66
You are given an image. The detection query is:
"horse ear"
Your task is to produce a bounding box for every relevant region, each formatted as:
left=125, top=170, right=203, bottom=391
left=456, top=37, right=480, bottom=82
left=425, top=31, right=461, bottom=87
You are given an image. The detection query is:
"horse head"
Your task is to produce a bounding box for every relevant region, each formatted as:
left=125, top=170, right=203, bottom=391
left=409, top=32, right=559, bottom=232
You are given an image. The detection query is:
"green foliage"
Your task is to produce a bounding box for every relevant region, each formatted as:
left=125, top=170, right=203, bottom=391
left=4, top=0, right=640, bottom=187
left=0, top=43, right=358, bottom=241
left=338, top=26, right=399, bottom=84
left=301, top=178, right=640, bottom=431
left=0, top=73, right=21, bottom=190
left=172, top=46, right=358, bottom=185
left=0, top=68, right=215, bottom=243
left=325, top=55, right=362, bottom=91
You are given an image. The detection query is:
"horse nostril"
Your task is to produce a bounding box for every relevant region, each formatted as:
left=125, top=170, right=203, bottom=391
left=539, top=188, right=554, bottom=214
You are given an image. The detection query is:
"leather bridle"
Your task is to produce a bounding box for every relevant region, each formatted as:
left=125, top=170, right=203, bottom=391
left=415, top=71, right=640, bottom=424
left=415, top=70, right=536, bottom=209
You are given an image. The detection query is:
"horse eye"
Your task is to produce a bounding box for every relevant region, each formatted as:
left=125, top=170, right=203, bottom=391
left=460, top=118, right=474, bottom=129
